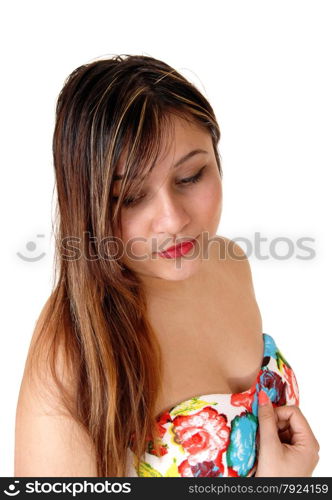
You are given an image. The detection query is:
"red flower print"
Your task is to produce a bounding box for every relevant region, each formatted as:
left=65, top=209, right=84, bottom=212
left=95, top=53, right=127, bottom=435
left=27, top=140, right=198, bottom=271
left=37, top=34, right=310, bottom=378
left=145, top=411, right=172, bottom=456
left=191, top=457, right=223, bottom=477
left=172, top=407, right=230, bottom=472
left=227, top=465, right=240, bottom=477
left=146, top=439, right=168, bottom=457
left=129, top=411, right=172, bottom=457
left=178, top=459, right=195, bottom=477
left=283, top=364, right=300, bottom=406
left=156, top=411, right=172, bottom=438
left=178, top=451, right=225, bottom=477
left=231, top=382, right=257, bottom=411
left=258, top=368, right=287, bottom=406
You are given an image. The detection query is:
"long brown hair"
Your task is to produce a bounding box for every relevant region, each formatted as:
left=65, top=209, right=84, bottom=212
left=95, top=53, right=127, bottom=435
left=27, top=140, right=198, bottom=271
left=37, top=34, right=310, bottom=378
left=26, top=54, right=222, bottom=476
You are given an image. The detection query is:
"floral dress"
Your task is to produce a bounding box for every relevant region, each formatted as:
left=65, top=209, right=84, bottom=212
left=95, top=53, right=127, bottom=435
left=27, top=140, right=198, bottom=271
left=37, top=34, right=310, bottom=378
left=125, top=333, right=300, bottom=477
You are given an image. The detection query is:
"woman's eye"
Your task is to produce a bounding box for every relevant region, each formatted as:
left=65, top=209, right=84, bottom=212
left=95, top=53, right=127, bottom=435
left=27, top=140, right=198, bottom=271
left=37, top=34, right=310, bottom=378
left=123, top=194, right=145, bottom=207
left=111, top=166, right=207, bottom=208
left=111, top=193, right=146, bottom=208
left=179, top=165, right=206, bottom=185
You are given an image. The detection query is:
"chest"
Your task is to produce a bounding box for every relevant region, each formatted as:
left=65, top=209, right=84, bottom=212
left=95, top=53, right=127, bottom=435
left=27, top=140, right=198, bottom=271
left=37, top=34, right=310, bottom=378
left=148, top=268, right=263, bottom=417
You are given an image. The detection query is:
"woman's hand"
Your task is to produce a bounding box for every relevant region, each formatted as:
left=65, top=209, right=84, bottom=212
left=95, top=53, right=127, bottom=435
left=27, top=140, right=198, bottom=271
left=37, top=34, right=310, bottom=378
left=255, top=390, right=320, bottom=477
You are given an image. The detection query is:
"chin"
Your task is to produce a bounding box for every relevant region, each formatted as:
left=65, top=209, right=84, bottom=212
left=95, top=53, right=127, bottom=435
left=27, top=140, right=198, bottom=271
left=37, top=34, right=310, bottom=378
left=153, top=258, right=202, bottom=281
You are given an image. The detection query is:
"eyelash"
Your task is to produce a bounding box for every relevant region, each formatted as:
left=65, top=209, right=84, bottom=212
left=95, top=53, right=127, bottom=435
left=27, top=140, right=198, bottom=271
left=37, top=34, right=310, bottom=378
left=112, top=165, right=206, bottom=208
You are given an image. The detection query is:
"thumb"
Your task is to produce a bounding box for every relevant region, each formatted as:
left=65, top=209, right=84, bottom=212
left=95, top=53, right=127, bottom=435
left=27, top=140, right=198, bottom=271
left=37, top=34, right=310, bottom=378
left=257, top=389, right=280, bottom=447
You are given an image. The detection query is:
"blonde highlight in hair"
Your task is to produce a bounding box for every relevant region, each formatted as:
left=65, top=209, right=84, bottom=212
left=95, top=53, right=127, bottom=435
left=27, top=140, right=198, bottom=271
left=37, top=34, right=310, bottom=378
left=26, top=54, right=222, bottom=476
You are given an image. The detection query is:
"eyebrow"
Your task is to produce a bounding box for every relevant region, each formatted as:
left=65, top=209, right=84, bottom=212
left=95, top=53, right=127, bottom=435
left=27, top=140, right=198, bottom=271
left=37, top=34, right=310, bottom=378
left=113, top=148, right=209, bottom=181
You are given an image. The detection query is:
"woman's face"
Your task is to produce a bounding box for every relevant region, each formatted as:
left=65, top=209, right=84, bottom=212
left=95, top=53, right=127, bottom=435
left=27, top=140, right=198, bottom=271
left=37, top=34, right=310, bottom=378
left=113, top=114, right=222, bottom=283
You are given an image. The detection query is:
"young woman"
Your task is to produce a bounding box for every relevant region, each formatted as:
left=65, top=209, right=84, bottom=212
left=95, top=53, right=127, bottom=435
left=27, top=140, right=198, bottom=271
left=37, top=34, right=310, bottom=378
left=15, top=54, right=320, bottom=478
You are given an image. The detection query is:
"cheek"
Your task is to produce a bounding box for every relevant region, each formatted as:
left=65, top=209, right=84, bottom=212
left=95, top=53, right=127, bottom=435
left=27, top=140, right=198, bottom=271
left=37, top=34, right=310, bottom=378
left=118, top=212, right=149, bottom=258
left=192, top=178, right=222, bottom=219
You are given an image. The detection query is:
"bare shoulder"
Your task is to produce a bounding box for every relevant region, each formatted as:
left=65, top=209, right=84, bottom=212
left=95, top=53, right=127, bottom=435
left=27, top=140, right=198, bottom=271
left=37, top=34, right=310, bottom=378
left=212, top=235, right=257, bottom=297
left=15, top=295, right=98, bottom=476
left=212, top=235, right=263, bottom=339
left=20, top=294, right=74, bottom=414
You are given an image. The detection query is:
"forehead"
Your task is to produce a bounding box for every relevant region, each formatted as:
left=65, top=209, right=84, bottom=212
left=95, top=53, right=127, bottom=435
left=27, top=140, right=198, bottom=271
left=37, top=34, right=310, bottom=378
left=115, top=114, right=212, bottom=178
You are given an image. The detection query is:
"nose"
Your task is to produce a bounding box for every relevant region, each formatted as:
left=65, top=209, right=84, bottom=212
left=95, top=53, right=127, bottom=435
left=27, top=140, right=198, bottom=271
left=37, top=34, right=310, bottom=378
left=150, top=188, right=191, bottom=235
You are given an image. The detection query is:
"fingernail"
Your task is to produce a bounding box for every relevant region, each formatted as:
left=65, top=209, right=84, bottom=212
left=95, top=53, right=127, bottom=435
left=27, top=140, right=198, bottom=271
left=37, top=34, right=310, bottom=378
left=258, top=389, right=270, bottom=406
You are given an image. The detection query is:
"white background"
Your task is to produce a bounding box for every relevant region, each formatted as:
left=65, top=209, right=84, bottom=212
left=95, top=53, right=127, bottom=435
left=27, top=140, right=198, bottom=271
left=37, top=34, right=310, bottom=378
left=1, top=0, right=331, bottom=477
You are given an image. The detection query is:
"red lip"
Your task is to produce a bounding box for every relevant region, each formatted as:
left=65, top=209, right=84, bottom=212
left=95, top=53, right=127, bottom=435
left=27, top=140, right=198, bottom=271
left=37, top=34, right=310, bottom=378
left=157, top=238, right=197, bottom=258
left=163, top=239, right=195, bottom=252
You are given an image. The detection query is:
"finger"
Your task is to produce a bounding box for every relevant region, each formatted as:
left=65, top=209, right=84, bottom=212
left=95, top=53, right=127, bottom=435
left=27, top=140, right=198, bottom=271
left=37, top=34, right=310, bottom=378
left=273, top=405, right=315, bottom=445
left=257, top=390, right=280, bottom=447
left=278, top=428, right=292, bottom=445
left=276, top=415, right=290, bottom=441
left=277, top=419, right=289, bottom=431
